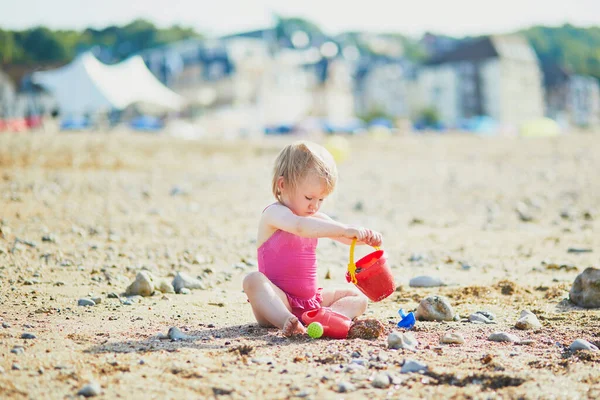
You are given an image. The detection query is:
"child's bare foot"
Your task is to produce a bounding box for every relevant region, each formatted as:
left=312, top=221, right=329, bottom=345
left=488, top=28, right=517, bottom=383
left=282, top=316, right=306, bottom=337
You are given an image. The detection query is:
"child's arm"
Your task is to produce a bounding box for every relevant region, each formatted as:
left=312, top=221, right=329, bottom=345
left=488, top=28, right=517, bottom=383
left=314, top=212, right=383, bottom=247
left=263, top=204, right=361, bottom=240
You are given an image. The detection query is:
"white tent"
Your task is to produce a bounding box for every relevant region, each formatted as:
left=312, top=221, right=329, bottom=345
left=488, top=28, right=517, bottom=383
left=32, top=52, right=184, bottom=115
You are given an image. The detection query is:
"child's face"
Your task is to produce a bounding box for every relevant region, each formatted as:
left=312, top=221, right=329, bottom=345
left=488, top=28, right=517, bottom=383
left=279, top=173, right=328, bottom=217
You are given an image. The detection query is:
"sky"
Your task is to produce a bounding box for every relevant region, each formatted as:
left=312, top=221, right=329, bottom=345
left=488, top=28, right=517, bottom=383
left=2, top=0, right=600, bottom=38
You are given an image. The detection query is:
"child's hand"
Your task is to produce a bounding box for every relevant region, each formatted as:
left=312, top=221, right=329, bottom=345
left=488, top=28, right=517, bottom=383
left=363, top=229, right=383, bottom=247
left=344, top=226, right=368, bottom=242
left=344, top=227, right=383, bottom=247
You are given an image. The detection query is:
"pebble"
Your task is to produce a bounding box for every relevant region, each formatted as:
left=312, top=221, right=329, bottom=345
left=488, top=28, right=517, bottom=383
left=515, top=310, right=542, bottom=330
left=155, top=278, right=175, bottom=294
left=350, top=359, right=367, bottom=367
left=78, top=298, right=96, bottom=307
left=12, top=363, right=21, bottom=370
left=518, top=339, right=536, bottom=346
left=387, top=331, right=419, bottom=351
left=335, top=381, right=355, bottom=393
left=125, top=271, right=155, bottom=297
left=570, top=339, right=599, bottom=351
left=409, top=276, right=445, bottom=288
left=107, top=292, right=120, bottom=299
left=21, top=332, right=36, bottom=339
left=251, top=357, right=274, bottom=365
left=401, top=359, right=428, bottom=373
left=179, top=288, right=191, bottom=295
left=172, top=272, right=205, bottom=293
left=469, top=313, right=495, bottom=324
left=569, top=267, right=600, bottom=308
left=11, top=346, right=25, bottom=354
left=2, top=322, right=10, bottom=328
left=488, top=332, right=520, bottom=343
left=371, top=373, right=391, bottom=388
left=347, top=318, right=385, bottom=339
left=415, top=296, right=454, bottom=321
left=167, top=327, right=189, bottom=341
left=474, top=310, right=495, bottom=320
left=77, top=382, right=102, bottom=397
left=440, top=332, right=465, bottom=344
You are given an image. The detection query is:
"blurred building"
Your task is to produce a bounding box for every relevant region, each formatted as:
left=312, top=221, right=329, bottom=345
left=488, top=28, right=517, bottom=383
left=354, top=55, right=417, bottom=120
left=418, top=35, right=545, bottom=131
left=543, top=62, right=600, bottom=128
left=0, top=69, right=16, bottom=118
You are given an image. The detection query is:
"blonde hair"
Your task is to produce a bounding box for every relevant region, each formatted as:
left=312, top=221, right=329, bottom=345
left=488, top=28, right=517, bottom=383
left=272, top=141, right=338, bottom=201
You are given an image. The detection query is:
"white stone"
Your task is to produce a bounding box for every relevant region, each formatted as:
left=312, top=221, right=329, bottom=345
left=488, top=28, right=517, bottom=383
left=388, top=332, right=419, bottom=351
left=401, top=359, right=428, bottom=373
left=409, top=276, right=444, bottom=288
left=570, top=339, right=599, bottom=351
left=515, top=310, right=542, bottom=330
left=172, top=272, right=205, bottom=293
left=441, top=332, right=465, bottom=344
left=125, top=271, right=154, bottom=297
left=415, top=296, right=454, bottom=321
left=488, top=332, right=520, bottom=343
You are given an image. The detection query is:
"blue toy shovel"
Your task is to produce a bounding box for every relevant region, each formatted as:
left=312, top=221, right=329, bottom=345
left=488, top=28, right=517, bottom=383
left=397, top=309, right=416, bottom=329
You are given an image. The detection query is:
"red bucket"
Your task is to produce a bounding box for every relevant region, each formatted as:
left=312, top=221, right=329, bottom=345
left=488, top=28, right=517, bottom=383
left=345, top=239, right=395, bottom=302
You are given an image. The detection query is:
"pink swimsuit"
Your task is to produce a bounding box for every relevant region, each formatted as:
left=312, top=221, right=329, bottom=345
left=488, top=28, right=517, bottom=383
left=258, top=213, right=323, bottom=319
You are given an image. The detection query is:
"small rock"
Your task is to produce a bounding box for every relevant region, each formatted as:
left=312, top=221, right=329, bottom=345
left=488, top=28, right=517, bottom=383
left=77, top=382, right=102, bottom=397
left=11, top=346, right=25, bottom=354
left=21, top=332, right=36, bottom=339
left=488, top=332, right=520, bottom=343
left=347, top=318, right=385, bottom=340
left=570, top=267, right=600, bottom=308
left=409, top=276, right=445, bottom=288
left=415, top=296, right=454, bottom=321
left=167, top=327, right=189, bottom=341
left=78, top=298, right=96, bottom=307
left=155, top=278, right=175, bottom=294
left=440, top=332, right=464, bottom=344
left=387, top=332, right=418, bottom=351
left=518, top=339, right=536, bottom=346
left=570, top=339, right=599, bottom=351
left=12, top=363, right=21, bottom=370
left=515, top=310, right=542, bottom=330
left=179, top=288, right=191, bottom=295
left=335, top=381, right=355, bottom=393
left=371, top=373, right=391, bottom=388
left=469, top=313, right=495, bottom=324
left=474, top=310, right=495, bottom=320
left=251, top=357, right=275, bottom=365
left=401, top=359, right=428, bottom=373
left=172, top=272, right=205, bottom=293
left=125, top=271, right=155, bottom=297
left=516, top=202, right=534, bottom=222
left=349, top=359, right=367, bottom=367
left=107, top=292, right=120, bottom=299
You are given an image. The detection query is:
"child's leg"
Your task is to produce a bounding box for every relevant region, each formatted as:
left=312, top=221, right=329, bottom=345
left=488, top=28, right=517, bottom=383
left=243, top=271, right=306, bottom=336
left=320, top=287, right=368, bottom=319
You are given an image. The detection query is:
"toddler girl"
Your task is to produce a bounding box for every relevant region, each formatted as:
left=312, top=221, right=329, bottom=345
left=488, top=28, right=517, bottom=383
left=243, top=140, right=382, bottom=336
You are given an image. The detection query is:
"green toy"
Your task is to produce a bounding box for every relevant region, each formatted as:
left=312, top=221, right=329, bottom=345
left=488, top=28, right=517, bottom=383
left=307, top=322, right=324, bottom=339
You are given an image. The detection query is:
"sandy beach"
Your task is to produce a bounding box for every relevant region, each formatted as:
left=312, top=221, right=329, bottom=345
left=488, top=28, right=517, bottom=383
left=0, top=132, right=599, bottom=399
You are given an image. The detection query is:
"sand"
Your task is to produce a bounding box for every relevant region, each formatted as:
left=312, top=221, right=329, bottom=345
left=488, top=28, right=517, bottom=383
left=0, top=131, right=599, bottom=399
